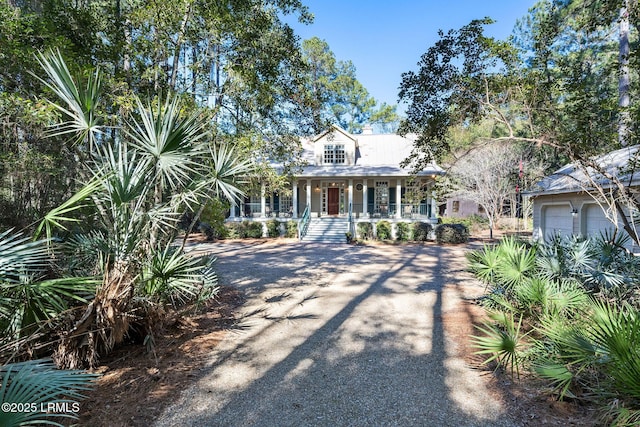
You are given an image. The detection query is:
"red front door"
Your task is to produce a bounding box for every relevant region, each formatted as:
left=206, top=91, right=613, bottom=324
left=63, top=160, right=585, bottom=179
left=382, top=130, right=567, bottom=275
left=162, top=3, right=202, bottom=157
left=327, top=188, right=339, bottom=215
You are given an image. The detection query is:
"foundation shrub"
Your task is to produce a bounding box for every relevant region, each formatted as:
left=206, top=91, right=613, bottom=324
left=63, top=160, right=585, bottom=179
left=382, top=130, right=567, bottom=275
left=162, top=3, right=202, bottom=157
left=376, top=220, right=392, bottom=240
left=396, top=222, right=411, bottom=241
left=357, top=222, right=373, bottom=240
left=286, top=220, right=298, bottom=238
left=435, top=223, right=469, bottom=244
left=244, top=221, right=264, bottom=238
left=412, top=222, right=432, bottom=241
left=266, top=219, right=281, bottom=238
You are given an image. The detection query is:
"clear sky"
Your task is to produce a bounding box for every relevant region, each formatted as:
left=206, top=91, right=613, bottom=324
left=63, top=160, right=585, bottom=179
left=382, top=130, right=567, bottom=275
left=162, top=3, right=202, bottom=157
left=287, top=1, right=536, bottom=111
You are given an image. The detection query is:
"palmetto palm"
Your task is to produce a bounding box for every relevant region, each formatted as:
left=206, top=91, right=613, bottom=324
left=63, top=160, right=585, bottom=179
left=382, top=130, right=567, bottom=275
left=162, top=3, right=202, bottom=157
left=0, top=230, right=97, bottom=347
left=35, top=49, right=104, bottom=154
left=0, top=359, right=98, bottom=427
left=33, top=50, right=253, bottom=368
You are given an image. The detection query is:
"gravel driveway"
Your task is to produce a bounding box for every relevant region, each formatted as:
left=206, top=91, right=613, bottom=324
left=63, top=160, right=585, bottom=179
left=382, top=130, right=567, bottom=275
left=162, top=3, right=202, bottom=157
left=154, top=241, right=518, bottom=427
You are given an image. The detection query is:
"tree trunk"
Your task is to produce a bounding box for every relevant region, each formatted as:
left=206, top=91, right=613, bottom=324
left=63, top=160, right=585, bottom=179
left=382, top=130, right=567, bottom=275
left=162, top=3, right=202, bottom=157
left=169, top=1, right=193, bottom=90
left=618, top=0, right=630, bottom=146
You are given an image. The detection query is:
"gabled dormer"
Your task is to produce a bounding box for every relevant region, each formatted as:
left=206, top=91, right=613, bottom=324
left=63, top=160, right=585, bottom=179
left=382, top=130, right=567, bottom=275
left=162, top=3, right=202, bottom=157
left=312, top=125, right=357, bottom=166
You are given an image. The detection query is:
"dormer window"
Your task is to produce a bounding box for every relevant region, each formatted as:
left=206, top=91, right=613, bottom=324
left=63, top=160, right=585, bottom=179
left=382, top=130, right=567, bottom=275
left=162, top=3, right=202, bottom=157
left=324, top=144, right=345, bottom=164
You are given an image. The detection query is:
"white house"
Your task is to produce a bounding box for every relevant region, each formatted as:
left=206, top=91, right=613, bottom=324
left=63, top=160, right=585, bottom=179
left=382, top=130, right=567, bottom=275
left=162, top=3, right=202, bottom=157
left=527, top=145, right=640, bottom=252
left=227, top=125, right=444, bottom=240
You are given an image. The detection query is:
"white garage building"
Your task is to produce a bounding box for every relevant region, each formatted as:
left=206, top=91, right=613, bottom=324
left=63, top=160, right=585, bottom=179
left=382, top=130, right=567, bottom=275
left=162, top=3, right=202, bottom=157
left=527, top=146, right=640, bottom=252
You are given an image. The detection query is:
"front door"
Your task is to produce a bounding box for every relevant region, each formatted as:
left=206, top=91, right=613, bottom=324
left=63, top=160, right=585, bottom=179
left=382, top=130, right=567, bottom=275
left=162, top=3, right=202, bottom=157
left=327, top=188, right=339, bottom=215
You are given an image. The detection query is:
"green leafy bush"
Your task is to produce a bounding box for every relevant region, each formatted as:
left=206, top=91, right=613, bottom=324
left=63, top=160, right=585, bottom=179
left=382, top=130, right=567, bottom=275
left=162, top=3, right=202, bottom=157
left=412, top=222, right=432, bottom=241
left=198, top=199, right=229, bottom=239
left=440, top=214, right=489, bottom=231
left=396, top=222, right=411, bottom=241
left=224, top=222, right=243, bottom=239
left=266, top=219, right=281, bottom=238
left=357, top=222, right=373, bottom=240
left=376, top=220, right=392, bottom=240
left=435, top=223, right=469, bottom=244
left=286, top=220, right=298, bottom=238
left=244, top=220, right=264, bottom=238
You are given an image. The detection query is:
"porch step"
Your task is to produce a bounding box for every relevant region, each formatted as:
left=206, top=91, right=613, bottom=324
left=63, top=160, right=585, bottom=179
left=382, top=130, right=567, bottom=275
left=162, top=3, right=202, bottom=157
left=302, top=217, right=349, bottom=243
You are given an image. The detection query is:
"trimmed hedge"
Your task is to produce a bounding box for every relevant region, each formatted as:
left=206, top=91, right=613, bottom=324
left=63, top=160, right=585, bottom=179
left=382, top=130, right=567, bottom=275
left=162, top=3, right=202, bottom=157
left=357, top=222, right=373, bottom=240
left=224, top=220, right=264, bottom=239
left=266, top=219, right=281, bottom=238
left=376, top=220, right=392, bottom=240
left=244, top=221, right=264, bottom=238
left=286, top=220, right=298, bottom=238
left=435, top=223, right=469, bottom=244
left=412, top=222, right=432, bottom=241
left=396, top=222, right=411, bottom=241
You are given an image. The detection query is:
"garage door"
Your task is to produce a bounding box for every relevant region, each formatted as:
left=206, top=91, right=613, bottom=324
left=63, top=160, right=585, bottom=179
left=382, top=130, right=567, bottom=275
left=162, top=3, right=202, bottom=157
left=584, top=204, right=635, bottom=251
left=541, top=205, right=573, bottom=240
left=584, top=204, right=615, bottom=238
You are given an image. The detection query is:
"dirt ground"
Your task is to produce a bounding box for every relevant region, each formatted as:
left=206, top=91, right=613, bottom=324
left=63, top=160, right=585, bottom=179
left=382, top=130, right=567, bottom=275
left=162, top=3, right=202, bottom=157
left=76, top=236, right=600, bottom=427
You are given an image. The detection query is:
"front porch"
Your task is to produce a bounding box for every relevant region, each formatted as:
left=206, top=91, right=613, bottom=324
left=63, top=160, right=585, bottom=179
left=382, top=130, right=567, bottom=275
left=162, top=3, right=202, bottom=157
left=227, top=177, right=439, bottom=222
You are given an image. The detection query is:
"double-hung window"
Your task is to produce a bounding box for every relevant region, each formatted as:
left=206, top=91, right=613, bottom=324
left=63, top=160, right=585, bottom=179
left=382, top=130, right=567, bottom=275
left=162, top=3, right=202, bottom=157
left=323, top=144, right=345, bottom=164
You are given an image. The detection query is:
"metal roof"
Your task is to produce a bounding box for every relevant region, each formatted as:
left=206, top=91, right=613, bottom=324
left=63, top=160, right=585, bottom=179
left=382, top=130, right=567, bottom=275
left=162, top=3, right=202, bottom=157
left=297, top=126, right=443, bottom=178
left=527, top=145, right=640, bottom=196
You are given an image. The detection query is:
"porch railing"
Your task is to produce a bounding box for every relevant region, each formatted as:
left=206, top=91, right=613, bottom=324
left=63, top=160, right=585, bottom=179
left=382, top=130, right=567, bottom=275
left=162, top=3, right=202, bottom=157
left=299, top=204, right=310, bottom=241
left=240, top=202, right=262, bottom=217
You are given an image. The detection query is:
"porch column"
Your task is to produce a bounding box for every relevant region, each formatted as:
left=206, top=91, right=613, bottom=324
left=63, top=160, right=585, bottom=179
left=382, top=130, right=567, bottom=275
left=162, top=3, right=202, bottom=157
left=292, top=181, right=298, bottom=218
left=396, top=179, right=402, bottom=219
left=431, top=188, right=437, bottom=218
left=306, top=179, right=311, bottom=211
left=229, top=199, right=236, bottom=219
left=261, top=183, right=266, bottom=217
left=348, top=179, right=353, bottom=213
left=362, top=179, right=368, bottom=216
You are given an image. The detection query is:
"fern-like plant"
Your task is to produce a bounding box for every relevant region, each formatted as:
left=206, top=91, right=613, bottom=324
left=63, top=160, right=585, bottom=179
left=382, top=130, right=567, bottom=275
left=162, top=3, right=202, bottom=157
left=472, top=312, right=526, bottom=379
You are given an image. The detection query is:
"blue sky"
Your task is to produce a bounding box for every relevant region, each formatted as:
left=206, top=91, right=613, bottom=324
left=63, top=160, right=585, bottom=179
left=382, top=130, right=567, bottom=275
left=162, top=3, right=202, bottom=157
left=287, top=1, right=536, bottom=110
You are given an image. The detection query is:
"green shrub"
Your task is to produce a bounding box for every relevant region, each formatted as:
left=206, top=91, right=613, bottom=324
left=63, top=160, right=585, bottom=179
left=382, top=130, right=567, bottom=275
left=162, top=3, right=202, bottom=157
left=199, top=199, right=229, bottom=238
left=357, top=222, right=373, bottom=240
left=376, top=220, right=392, bottom=240
left=266, top=219, right=281, bottom=238
left=396, top=222, right=411, bottom=241
left=412, top=222, right=432, bottom=241
left=244, top=220, right=263, bottom=238
left=224, top=222, right=243, bottom=239
left=286, top=220, right=298, bottom=238
left=435, top=223, right=469, bottom=244
left=441, top=214, right=489, bottom=233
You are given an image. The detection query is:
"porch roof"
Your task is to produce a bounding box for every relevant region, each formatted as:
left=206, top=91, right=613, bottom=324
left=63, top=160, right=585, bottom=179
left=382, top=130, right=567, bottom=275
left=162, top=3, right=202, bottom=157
left=296, top=164, right=443, bottom=178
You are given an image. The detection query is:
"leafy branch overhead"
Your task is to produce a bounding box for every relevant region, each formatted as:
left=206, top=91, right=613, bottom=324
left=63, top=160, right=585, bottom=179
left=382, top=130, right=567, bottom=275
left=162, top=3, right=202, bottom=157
left=398, top=18, right=519, bottom=168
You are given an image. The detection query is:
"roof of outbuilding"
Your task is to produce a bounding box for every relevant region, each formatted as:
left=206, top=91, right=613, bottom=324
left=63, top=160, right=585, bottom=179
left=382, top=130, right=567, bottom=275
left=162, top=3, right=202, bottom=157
left=527, top=145, right=640, bottom=196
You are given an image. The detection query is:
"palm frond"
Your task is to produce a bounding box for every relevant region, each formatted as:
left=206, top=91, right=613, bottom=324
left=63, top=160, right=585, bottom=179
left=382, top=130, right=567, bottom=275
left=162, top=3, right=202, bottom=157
left=472, top=313, right=526, bottom=379
left=34, top=49, right=104, bottom=150
left=0, top=359, right=98, bottom=427
left=467, top=244, right=501, bottom=285
left=126, top=95, right=208, bottom=192
left=140, top=246, right=218, bottom=307
left=588, top=301, right=640, bottom=400
left=0, top=230, right=50, bottom=282
left=34, top=178, right=102, bottom=242
left=202, top=143, right=254, bottom=204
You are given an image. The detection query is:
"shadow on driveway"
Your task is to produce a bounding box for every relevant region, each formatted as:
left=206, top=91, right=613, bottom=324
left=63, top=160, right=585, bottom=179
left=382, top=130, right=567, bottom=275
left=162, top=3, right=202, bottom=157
left=156, top=242, right=517, bottom=427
